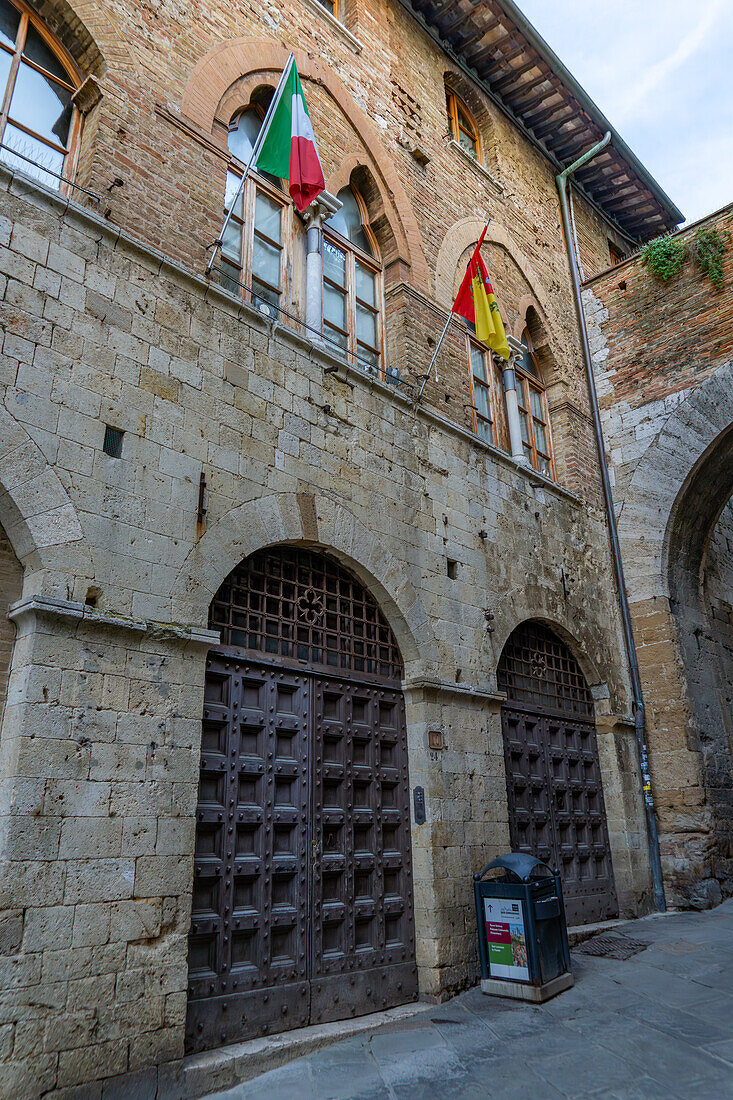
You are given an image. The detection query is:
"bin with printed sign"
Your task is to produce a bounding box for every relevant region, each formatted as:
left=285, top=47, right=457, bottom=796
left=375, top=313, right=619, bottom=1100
left=474, top=854, right=573, bottom=1002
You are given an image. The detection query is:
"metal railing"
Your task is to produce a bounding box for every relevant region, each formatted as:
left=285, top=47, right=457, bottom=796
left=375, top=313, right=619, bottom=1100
left=209, top=264, right=410, bottom=393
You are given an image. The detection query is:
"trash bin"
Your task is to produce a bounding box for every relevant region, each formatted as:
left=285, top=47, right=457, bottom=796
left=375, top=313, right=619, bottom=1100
left=474, top=853, right=573, bottom=1002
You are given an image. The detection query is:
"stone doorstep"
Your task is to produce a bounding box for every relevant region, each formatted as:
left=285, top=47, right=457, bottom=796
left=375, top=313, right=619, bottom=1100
left=567, top=907, right=678, bottom=947
left=165, top=1000, right=436, bottom=1099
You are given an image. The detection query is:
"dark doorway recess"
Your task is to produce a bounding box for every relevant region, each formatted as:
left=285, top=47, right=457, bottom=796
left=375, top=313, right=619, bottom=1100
left=497, top=621, right=618, bottom=925
left=186, top=547, right=418, bottom=1053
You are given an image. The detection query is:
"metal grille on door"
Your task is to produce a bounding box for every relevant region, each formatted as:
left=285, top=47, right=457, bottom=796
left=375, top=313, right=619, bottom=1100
left=497, top=622, right=618, bottom=926
left=186, top=549, right=417, bottom=1053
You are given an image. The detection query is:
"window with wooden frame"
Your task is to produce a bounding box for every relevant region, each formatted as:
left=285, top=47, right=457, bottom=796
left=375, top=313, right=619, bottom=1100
left=516, top=328, right=554, bottom=478
left=467, top=336, right=507, bottom=449
left=0, top=0, right=82, bottom=191
left=219, top=104, right=291, bottom=317
left=446, top=90, right=480, bottom=161
left=316, top=0, right=338, bottom=16
left=323, top=187, right=383, bottom=374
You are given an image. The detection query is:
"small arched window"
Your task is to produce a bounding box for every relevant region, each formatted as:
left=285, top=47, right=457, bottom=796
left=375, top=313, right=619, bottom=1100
left=220, top=99, right=290, bottom=316
left=516, top=328, right=554, bottom=478
left=0, top=0, right=81, bottom=191
left=324, top=186, right=383, bottom=373
left=445, top=90, right=480, bottom=161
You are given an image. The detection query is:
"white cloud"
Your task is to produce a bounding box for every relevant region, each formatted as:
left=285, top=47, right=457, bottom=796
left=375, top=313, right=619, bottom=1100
left=517, top=0, right=733, bottom=224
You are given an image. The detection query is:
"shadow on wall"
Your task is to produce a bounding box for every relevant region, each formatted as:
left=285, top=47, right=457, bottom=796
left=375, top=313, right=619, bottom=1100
left=667, top=422, right=733, bottom=907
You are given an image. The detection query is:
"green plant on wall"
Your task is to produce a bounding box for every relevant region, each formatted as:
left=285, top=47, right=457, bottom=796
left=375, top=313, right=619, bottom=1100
left=640, top=235, right=688, bottom=281
left=690, top=226, right=730, bottom=290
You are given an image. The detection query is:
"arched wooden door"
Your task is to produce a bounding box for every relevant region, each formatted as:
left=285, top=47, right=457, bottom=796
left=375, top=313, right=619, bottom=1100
left=497, top=622, right=618, bottom=925
left=186, top=547, right=417, bottom=1053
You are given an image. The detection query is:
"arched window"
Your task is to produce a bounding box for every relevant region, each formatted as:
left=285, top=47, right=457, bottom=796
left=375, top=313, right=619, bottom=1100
left=468, top=335, right=507, bottom=449
left=445, top=89, right=480, bottom=161
left=516, top=327, right=554, bottom=478
left=219, top=97, right=290, bottom=316
left=0, top=0, right=81, bottom=190
left=324, top=186, right=383, bottom=372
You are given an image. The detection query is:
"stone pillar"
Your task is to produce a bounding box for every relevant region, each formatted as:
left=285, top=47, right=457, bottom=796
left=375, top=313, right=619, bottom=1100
left=500, top=351, right=529, bottom=465
left=303, top=190, right=342, bottom=339
left=0, top=596, right=218, bottom=1096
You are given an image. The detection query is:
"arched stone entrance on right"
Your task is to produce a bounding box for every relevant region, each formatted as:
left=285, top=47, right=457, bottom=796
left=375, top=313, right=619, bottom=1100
left=497, top=621, right=619, bottom=925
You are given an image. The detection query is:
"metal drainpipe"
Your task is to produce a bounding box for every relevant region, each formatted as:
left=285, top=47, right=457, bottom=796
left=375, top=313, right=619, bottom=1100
left=556, top=135, right=667, bottom=913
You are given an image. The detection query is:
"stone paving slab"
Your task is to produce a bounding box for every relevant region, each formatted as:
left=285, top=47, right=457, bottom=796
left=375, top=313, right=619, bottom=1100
left=207, top=899, right=733, bottom=1099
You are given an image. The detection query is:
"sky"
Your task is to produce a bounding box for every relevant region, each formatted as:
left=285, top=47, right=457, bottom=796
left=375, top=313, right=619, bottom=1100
left=518, top=0, right=733, bottom=226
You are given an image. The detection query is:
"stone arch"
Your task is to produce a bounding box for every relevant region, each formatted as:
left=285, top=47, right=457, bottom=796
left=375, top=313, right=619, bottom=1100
left=180, top=36, right=429, bottom=291
left=0, top=405, right=92, bottom=593
left=617, top=361, right=733, bottom=603
left=487, top=580, right=631, bottom=718
left=616, top=360, right=733, bottom=906
left=27, top=0, right=137, bottom=76
left=170, top=492, right=439, bottom=678
left=435, top=216, right=562, bottom=351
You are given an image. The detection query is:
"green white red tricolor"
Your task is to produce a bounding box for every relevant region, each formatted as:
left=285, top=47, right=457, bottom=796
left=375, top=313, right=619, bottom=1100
left=255, top=59, right=325, bottom=212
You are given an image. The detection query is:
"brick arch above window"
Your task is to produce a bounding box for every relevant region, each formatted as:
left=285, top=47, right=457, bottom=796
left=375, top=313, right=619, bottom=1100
left=180, top=36, right=429, bottom=292
left=26, top=0, right=137, bottom=76
left=435, top=216, right=563, bottom=354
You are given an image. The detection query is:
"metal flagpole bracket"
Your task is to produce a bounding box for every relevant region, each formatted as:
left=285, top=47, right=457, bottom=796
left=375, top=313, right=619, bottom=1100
left=205, top=52, right=295, bottom=277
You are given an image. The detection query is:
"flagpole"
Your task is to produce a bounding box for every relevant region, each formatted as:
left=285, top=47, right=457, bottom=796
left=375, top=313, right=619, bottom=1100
left=205, top=52, right=295, bottom=276
left=417, top=312, right=454, bottom=400
left=416, top=212, right=492, bottom=402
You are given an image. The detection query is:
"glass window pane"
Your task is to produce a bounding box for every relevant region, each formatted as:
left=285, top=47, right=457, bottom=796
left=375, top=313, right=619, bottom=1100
left=476, top=418, right=493, bottom=446
left=323, top=282, right=346, bottom=331
left=538, top=456, right=551, bottom=477
left=356, top=303, right=377, bottom=349
left=255, top=190, right=282, bottom=243
left=252, top=234, right=280, bottom=290
left=10, top=61, right=72, bottom=147
left=327, top=188, right=372, bottom=254
left=0, top=122, right=63, bottom=188
left=520, top=334, right=541, bottom=379
left=0, top=0, right=20, bottom=50
left=0, top=43, right=12, bottom=90
left=474, top=381, right=490, bottom=420
left=529, top=387, right=544, bottom=420
left=221, top=217, right=241, bottom=261
left=22, top=24, right=70, bottom=83
left=227, top=109, right=261, bottom=163
left=470, top=343, right=487, bottom=383
left=459, top=129, right=477, bottom=158
left=519, top=409, right=530, bottom=446
left=323, top=240, right=346, bottom=287
left=224, top=171, right=244, bottom=217
left=219, top=258, right=241, bottom=296
left=355, top=261, right=376, bottom=306
left=534, top=421, right=548, bottom=455
left=357, top=346, right=379, bottom=371
left=251, top=278, right=279, bottom=312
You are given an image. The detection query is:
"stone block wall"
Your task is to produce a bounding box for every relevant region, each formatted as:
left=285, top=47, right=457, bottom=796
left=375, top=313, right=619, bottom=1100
left=0, top=167, right=652, bottom=1095
left=584, top=203, right=733, bottom=907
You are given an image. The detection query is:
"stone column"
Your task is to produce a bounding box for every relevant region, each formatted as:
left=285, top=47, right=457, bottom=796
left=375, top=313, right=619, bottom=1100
left=303, top=190, right=342, bottom=339
left=500, top=350, right=529, bottom=465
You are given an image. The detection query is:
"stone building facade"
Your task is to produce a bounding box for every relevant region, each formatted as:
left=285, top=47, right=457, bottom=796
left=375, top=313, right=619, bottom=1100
left=584, top=203, right=733, bottom=911
left=0, top=0, right=684, bottom=1094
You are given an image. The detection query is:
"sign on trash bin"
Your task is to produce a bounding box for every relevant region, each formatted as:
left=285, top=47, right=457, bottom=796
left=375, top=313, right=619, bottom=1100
left=484, top=897, right=529, bottom=981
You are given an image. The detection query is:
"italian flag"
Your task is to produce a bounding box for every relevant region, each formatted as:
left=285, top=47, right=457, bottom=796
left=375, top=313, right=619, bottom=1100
left=256, top=60, right=326, bottom=213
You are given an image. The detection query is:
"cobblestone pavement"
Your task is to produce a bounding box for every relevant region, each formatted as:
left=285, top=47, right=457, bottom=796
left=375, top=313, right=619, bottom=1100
left=209, top=900, right=733, bottom=1099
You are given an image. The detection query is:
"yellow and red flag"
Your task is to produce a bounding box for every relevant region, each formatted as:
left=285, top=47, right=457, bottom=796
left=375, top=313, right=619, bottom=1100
left=452, top=226, right=511, bottom=360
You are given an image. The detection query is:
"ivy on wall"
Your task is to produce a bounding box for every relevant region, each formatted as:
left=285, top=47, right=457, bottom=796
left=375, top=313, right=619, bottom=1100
left=641, top=227, right=729, bottom=290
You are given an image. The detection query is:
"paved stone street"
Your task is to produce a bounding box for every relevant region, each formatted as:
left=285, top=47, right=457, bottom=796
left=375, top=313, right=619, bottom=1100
left=210, top=901, right=733, bottom=1100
